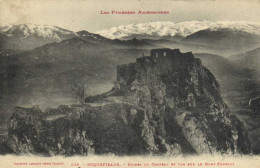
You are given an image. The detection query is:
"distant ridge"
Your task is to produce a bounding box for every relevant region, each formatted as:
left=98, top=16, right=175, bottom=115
left=96, top=21, right=260, bottom=39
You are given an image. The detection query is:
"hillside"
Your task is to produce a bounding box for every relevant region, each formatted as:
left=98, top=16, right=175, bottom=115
left=183, top=29, right=260, bottom=56
left=1, top=49, right=251, bottom=156
left=230, top=47, right=260, bottom=72
left=195, top=53, right=260, bottom=154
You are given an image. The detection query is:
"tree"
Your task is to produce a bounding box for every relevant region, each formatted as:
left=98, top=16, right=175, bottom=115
left=71, top=81, right=87, bottom=103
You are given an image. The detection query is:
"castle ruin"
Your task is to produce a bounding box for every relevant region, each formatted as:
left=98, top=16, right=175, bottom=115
left=117, top=48, right=201, bottom=86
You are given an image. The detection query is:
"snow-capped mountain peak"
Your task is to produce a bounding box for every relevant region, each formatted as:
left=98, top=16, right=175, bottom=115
left=0, top=23, right=77, bottom=40
left=96, top=21, right=260, bottom=39
left=0, top=22, right=13, bottom=32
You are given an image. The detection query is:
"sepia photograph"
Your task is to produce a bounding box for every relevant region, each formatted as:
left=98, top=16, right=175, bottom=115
left=0, top=0, right=259, bottom=167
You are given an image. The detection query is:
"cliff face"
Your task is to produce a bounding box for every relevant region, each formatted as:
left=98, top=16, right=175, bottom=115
left=3, top=49, right=251, bottom=156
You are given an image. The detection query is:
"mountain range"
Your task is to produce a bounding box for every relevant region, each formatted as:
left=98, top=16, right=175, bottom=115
left=96, top=21, right=260, bottom=56
left=1, top=21, right=260, bottom=56
left=0, top=23, right=77, bottom=50
left=0, top=21, right=260, bottom=153
left=96, top=21, right=260, bottom=39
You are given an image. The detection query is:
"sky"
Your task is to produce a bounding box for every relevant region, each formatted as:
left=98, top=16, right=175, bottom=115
left=0, top=0, right=260, bottom=32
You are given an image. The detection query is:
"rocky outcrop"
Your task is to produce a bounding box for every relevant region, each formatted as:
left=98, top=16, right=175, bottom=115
left=3, top=49, right=251, bottom=156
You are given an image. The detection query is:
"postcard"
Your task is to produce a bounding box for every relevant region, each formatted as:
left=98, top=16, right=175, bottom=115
left=0, top=0, right=259, bottom=167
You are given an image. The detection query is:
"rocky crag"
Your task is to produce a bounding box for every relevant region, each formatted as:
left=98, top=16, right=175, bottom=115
left=1, top=49, right=251, bottom=156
